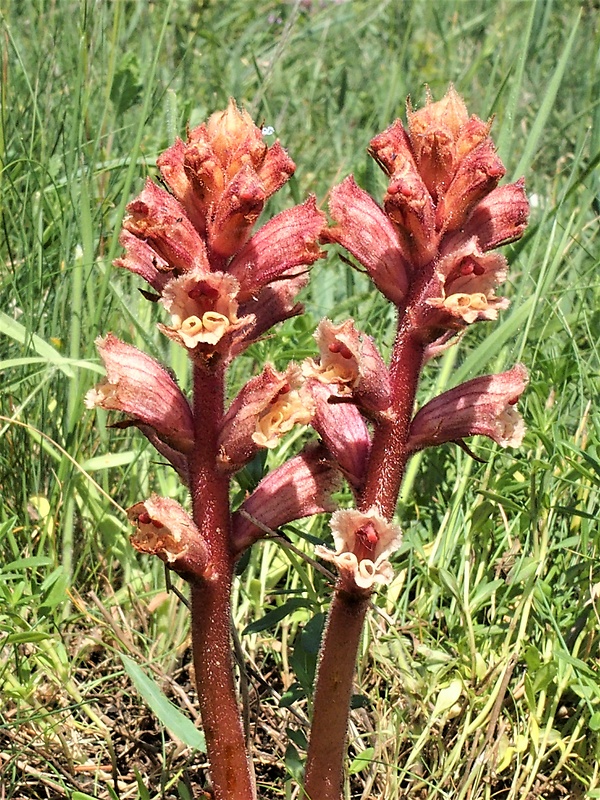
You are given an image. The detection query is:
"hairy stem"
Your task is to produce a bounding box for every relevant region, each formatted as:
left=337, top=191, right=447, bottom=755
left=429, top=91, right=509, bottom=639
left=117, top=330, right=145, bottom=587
left=303, top=315, right=426, bottom=800
left=189, top=363, right=255, bottom=800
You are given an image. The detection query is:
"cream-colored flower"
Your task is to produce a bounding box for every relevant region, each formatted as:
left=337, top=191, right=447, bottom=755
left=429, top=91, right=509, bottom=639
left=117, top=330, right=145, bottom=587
left=316, top=507, right=402, bottom=590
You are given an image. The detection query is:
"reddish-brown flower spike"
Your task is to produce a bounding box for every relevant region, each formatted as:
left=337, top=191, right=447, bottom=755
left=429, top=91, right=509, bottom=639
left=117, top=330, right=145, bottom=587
left=157, top=99, right=296, bottom=248
left=407, top=364, right=528, bottom=453
left=407, top=85, right=491, bottom=203
left=231, top=443, right=342, bottom=552
left=85, top=334, right=194, bottom=454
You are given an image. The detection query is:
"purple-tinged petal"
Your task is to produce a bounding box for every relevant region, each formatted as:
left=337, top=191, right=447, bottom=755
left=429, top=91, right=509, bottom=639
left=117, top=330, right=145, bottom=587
left=450, top=179, right=530, bottom=252
left=324, top=176, right=409, bottom=305
left=114, top=231, right=171, bottom=293
left=305, top=378, right=371, bottom=492
left=85, top=334, right=194, bottom=453
left=408, top=364, right=528, bottom=452
left=218, top=364, right=314, bottom=471
left=231, top=443, right=341, bottom=551
left=303, top=318, right=391, bottom=413
left=435, top=139, right=506, bottom=233
left=123, top=179, right=210, bottom=273
left=128, top=495, right=210, bottom=580
left=228, top=196, right=326, bottom=300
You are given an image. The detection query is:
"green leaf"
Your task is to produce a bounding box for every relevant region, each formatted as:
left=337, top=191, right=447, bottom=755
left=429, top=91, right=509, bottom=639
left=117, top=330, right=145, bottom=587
left=348, top=747, right=375, bottom=775
left=242, top=597, right=312, bottom=635
left=432, top=679, right=463, bottom=717
left=121, top=654, right=206, bottom=751
left=0, top=312, right=75, bottom=377
left=284, top=742, right=304, bottom=781
left=110, top=53, right=143, bottom=114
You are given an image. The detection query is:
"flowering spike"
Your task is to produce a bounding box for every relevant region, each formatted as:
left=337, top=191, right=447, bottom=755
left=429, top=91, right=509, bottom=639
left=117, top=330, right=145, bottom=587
left=231, top=443, right=341, bottom=552
left=407, top=364, right=528, bottom=452
left=85, top=334, right=194, bottom=454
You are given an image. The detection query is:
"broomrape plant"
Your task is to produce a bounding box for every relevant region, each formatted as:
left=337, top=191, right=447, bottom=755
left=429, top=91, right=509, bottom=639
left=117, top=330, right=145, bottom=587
left=87, top=87, right=529, bottom=800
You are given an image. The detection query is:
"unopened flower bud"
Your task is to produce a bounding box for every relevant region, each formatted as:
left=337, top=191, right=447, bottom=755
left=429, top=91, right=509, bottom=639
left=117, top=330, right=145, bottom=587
left=231, top=443, right=341, bottom=551
left=324, top=176, right=410, bottom=305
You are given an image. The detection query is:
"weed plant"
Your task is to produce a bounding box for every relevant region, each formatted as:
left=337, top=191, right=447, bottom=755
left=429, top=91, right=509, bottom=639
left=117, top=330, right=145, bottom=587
left=1, top=1, right=599, bottom=798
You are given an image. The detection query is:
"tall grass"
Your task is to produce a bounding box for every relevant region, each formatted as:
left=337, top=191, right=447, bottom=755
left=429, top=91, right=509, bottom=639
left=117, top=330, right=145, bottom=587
left=1, top=1, right=598, bottom=797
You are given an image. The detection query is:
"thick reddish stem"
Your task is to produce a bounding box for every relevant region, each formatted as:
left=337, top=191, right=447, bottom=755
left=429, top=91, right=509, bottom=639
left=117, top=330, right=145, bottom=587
left=303, top=315, right=426, bottom=800
left=189, top=363, right=255, bottom=800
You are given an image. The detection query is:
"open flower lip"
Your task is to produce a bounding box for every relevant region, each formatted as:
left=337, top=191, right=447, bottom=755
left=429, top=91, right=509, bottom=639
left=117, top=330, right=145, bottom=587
left=85, top=334, right=194, bottom=454
left=408, top=364, right=528, bottom=452
left=316, top=507, right=402, bottom=591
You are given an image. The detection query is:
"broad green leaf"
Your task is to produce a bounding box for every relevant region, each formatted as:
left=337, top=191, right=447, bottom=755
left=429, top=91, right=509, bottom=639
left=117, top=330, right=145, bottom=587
left=432, top=679, right=463, bottom=717
left=348, top=747, right=375, bottom=775
left=121, top=654, right=205, bottom=752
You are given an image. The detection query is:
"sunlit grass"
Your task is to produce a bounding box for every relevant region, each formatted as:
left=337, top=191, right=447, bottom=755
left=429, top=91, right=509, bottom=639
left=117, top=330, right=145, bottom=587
left=1, top=0, right=598, bottom=797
